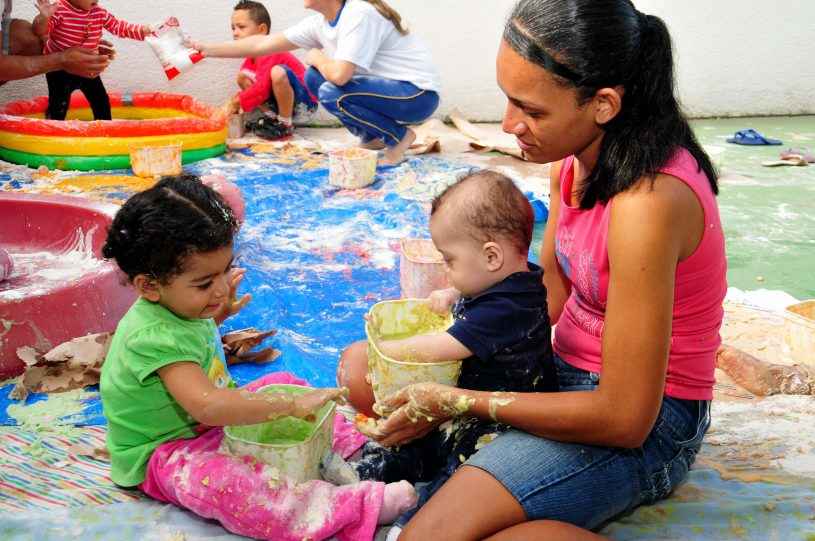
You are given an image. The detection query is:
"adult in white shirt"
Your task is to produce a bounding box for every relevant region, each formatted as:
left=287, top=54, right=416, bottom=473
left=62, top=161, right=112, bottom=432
left=196, top=0, right=441, bottom=166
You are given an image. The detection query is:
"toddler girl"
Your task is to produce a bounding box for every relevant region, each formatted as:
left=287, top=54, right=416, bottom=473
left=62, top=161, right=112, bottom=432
left=100, top=175, right=415, bottom=541
left=33, top=0, right=151, bottom=120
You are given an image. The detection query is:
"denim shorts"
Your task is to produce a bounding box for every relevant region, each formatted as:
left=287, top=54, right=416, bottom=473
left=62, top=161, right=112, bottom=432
left=266, top=65, right=317, bottom=114
left=466, top=355, right=711, bottom=529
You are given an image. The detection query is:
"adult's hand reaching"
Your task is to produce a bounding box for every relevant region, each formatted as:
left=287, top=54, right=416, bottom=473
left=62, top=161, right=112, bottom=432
left=59, top=47, right=110, bottom=78
left=372, top=382, right=473, bottom=447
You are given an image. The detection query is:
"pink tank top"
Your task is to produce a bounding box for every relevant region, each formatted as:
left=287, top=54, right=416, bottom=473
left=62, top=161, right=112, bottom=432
left=552, top=148, right=727, bottom=400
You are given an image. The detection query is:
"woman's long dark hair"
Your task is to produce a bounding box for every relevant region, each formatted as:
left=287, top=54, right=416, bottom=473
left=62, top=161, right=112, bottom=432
left=504, top=0, right=718, bottom=208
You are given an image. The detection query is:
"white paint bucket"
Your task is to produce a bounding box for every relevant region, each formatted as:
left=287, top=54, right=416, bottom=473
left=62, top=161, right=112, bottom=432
left=221, top=384, right=336, bottom=483
left=783, top=300, right=815, bottom=366
left=328, top=148, right=377, bottom=189
left=399, top=238, right=449, bottom=299
left=130, top=143, right=182, bottom=178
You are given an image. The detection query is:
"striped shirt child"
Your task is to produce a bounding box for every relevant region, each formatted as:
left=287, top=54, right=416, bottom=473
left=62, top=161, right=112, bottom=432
left=43, top=0, right=146, bottom=54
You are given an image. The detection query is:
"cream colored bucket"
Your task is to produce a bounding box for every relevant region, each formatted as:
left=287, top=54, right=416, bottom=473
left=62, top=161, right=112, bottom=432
left=130, top=143, right=182, bottom=178
left=783, top=300, right=815, bottom=366
left=365, top=299, right=459, bottom=405
left=328, top=148, right=377, bottom=189
left=399, top=238, right=450, bottom=299
left=221, top=384, right=335, bottom=483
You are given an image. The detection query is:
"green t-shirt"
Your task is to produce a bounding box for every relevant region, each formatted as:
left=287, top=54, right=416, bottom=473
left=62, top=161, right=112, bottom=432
left=100, top=298, right=233, bottom=487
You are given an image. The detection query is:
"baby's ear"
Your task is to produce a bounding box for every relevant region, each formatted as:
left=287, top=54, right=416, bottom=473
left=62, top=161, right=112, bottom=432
left=483, top=241, right=504, bottom=271
left=133, top=274, right=161, bottom=302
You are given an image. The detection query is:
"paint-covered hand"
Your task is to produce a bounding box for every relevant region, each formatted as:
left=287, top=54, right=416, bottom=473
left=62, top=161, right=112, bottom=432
left=426, top=287, right=460, bottom=314
left=374, top=382, right=474, bottom=447
left=213, top=267, right=252, bottom=325
left=291, top=387, right=348, bottom=419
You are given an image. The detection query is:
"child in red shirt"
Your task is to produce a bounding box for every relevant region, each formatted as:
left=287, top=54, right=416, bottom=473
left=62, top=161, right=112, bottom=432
left=225, top=1, right=316, bottom=140
left=32, top=0, right=150, bottom=120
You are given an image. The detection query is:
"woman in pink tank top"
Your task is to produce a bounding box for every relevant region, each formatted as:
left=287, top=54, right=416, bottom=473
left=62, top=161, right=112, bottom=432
left=366, top=1, right=725, bottom=539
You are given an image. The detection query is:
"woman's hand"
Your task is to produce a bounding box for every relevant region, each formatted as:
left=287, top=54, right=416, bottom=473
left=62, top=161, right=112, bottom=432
left=426, top=287, right=460, bottom=314
left=305, top=48, right=326, bottom=67
left=373, top=382, right=474, bottom=447
left=97, top=39, right=116, bottom=60
left=213, top=267, right=252, bottom=325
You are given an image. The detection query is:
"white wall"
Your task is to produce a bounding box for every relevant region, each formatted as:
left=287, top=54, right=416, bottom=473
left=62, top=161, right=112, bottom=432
left=2, top=0, right=814, bottom=120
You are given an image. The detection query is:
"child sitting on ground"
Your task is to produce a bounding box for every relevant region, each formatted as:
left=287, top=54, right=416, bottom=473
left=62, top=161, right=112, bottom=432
left=223, top=1, right=317, bottom=140
left=32, top=0, right=151, bottom=120
left=100, top=175, right=416, bottom=541
left=337, top=170, right=557, bottom=527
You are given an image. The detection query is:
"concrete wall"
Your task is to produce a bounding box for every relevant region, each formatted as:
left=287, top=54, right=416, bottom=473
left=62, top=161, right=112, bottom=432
left=2, top=0, right=814, bottom=120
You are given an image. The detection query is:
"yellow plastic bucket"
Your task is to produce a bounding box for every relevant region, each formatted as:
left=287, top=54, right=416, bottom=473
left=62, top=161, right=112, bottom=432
left=365, top=299, right=459, bottom=405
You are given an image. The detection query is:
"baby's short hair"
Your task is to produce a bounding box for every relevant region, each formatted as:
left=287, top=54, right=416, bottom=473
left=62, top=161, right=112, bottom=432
left=234, top=1, right=271, bottom=32
left=431, top=170, right=534, bottom=254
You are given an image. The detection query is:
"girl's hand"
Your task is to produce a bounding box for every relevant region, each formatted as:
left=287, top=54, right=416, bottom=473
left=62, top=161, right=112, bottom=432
left=291, top=387, right=348, bottom=418
left=214, top=267, right=251, bottom=324
left=374, top=382, right=473, bottom=447
left=35, top=0, right=58, bottom=19
left=426, top=287, right=460, bottom=314
left=141, top=24, right=154, bottom=37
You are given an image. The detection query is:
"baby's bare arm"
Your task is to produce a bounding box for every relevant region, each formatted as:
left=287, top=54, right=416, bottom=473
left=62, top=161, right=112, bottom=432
left=377, top=332, right=471, bottom=363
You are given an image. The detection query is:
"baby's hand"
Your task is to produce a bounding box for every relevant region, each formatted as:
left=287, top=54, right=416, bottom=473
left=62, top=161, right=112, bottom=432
left=291, top=388, right=348, bottom=419
left=141, top=24, right=154, bottom=37
left=426, top=288, right=460, bottom=314
left=34, top=0, right=58, bottom=19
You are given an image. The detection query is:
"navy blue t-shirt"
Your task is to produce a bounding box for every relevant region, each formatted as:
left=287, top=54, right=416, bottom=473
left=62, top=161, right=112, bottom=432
left=447, top=262, right=556, bottom=393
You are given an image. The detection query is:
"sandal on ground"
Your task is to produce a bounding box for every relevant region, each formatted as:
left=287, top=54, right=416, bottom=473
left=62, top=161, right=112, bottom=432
left=726, top=128, right=783, bottom=146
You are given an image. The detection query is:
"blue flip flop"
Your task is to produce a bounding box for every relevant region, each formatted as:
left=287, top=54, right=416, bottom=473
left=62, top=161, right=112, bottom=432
left=726, top=128, right=783, bottom=146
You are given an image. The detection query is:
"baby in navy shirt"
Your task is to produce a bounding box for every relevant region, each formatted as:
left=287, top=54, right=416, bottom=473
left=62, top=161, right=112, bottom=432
left=336, top=170, right=555, bottom=525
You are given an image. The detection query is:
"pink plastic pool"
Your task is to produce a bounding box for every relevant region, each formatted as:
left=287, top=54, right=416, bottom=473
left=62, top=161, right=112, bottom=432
left=0, top=193, right=136, bottom=379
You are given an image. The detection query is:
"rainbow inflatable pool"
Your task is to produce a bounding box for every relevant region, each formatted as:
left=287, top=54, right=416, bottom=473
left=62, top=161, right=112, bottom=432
left=0, top=92, right=226, bottom=171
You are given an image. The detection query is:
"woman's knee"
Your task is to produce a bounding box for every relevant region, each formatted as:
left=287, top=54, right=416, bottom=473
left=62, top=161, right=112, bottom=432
left=338, top=340, right=376, bottom=416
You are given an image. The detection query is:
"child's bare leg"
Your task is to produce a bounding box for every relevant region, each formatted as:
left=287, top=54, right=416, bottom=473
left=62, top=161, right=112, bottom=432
left=270, top=65, right=295, bottom=121
left=338, top=340, right=377, bottom=417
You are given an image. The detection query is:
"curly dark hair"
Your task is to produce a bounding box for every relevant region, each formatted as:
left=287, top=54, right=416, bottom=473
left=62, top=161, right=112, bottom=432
left=431, top=170, right=534, bottom=255
left=102, top=175, right=239, bottom=284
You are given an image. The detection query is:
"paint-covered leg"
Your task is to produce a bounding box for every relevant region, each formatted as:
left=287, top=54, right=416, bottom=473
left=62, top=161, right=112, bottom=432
left=140, top=427, right=387, bottom=541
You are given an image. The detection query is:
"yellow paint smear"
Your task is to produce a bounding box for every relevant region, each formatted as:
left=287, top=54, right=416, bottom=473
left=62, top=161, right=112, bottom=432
left=52, top=175, right=156, bottom=192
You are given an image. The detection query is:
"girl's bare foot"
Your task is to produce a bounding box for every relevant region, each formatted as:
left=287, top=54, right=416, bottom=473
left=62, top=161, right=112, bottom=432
left=359, top=138, right=386, bottom=150
left=380, top=129, right=416, bottom=166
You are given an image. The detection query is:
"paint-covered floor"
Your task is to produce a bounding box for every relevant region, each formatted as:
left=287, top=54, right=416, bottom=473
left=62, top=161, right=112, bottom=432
left=1, top=116, right=814, bottom=540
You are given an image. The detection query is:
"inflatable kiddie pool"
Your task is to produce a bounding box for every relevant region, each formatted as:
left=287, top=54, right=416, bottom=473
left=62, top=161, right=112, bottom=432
left=0, top=92, right=226, bottom=171
left=0, top=192, right=136, bottom=379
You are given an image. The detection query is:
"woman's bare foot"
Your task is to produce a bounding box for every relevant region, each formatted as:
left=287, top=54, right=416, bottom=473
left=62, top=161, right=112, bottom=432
left=380, top=129, right=416, bottom=166
left=359, top=138, right=386, bottom=150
